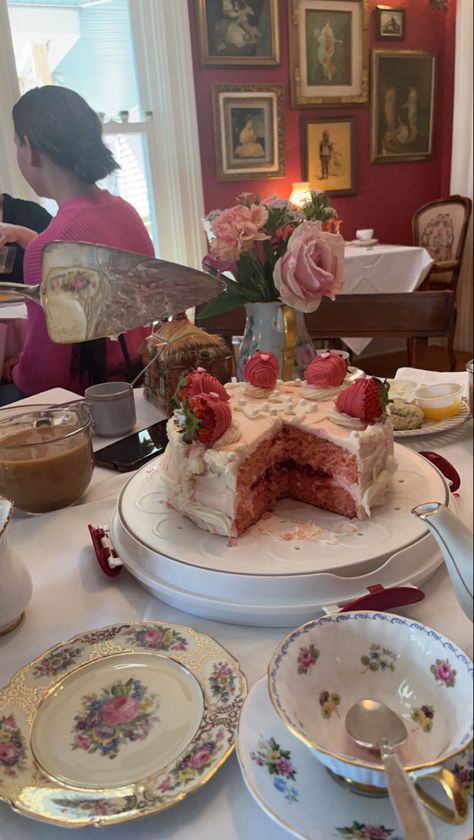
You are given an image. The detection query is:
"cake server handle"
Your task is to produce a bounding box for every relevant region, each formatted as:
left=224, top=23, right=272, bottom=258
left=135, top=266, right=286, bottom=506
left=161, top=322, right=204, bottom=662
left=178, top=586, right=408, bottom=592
left=322, top=583, right=425, bottom=615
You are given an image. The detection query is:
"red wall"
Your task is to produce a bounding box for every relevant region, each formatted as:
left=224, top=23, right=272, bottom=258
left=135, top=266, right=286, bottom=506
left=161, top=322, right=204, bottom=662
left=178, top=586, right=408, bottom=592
left=188, top=0, right=456, bottom=246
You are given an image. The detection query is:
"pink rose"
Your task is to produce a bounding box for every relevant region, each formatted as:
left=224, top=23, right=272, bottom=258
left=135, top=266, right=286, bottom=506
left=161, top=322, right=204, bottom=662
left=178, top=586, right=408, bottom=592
left=273, top=221, right=344, bottom=313
left=188, top=748, right=211, bottom=769
left=298, top=650, right=314, bottom=668
left=101, top=695, right=140, bottom=725
left=2, top=715, right=16, bottom=728
left=435, top=663, right=453, bottom=683
left=142, top=629, right=163, bottom=647
left=159, top=776, right=172, bottom=792
left=74, top=734, right=91, bottom=751
left=211, top=203, right=269, bottom=261
left=0, top=742, right=19, bottom=766
left=276, top=757, right=293, bottom=777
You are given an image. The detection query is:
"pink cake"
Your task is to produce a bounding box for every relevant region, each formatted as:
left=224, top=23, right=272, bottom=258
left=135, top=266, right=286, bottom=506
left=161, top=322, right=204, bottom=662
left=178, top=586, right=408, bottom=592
left=160, top=355, right=397, bottom=537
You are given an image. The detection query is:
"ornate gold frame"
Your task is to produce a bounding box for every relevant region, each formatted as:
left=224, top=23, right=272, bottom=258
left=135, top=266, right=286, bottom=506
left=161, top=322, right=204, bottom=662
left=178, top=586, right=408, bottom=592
left=212, top=84, right=285, bottom=181
left=371, top=50, right=436, bottom=164
left=196, top=0, right=280, bottom=66
left=289, top=0, right=369, bottom=106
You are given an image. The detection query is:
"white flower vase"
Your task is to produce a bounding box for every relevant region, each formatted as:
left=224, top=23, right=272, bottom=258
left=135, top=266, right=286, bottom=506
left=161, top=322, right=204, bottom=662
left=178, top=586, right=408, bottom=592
left=236, top=301, right=316, bottom=381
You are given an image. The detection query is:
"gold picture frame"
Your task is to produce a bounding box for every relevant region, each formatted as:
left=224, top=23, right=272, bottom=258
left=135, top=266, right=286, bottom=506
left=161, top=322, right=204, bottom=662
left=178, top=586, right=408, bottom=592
left=212, top=84, right=285, bottom=181
left=197, top=0, right=280, bottom=66
left=301, top=115, right=357, bottom=195
left=371, top=50, right=436, bottom=163
left=289, top=0, right=369, bottom=106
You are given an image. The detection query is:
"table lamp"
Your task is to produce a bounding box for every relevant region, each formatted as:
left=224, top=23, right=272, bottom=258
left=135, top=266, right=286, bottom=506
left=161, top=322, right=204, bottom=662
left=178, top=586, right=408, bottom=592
left=289, top=181, right=311, bottom=207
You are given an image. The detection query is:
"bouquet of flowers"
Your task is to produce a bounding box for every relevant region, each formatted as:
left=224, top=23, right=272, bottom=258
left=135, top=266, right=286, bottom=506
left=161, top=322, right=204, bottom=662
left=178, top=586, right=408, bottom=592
left=199, top=191, right=344, bottom=318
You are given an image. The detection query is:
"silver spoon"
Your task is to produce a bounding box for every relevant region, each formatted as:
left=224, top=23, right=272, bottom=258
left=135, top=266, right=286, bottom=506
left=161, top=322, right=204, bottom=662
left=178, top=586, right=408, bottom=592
left=345, top=699, right=434, bottom=840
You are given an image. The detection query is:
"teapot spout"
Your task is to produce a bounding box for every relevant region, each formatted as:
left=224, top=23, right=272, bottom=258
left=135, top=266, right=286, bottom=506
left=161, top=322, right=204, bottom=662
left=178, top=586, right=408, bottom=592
left=412, top=503, right=473, bottom=622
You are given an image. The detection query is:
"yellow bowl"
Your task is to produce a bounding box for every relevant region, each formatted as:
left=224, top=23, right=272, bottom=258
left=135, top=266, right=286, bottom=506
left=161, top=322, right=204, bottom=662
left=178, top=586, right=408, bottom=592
left=415, top=383, right=464, bottom=420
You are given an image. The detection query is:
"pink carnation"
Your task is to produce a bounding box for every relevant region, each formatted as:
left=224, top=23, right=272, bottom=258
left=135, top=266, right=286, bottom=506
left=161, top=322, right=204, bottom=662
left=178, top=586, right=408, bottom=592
left=211, top=203, right=269, bottom=261
left=273, top=221, right=344, bottom=313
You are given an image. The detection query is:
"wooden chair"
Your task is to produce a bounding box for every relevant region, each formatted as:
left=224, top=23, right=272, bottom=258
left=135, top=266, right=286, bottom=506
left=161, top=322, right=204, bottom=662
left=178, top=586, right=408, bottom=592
left=198, top=291, right=457, bottom=370
left=412, top=196, right=472, bottom=364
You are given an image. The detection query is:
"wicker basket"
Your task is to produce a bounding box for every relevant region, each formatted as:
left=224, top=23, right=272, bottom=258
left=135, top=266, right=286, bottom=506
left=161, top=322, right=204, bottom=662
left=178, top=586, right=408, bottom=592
left=143, top=317, right=234, bottom=415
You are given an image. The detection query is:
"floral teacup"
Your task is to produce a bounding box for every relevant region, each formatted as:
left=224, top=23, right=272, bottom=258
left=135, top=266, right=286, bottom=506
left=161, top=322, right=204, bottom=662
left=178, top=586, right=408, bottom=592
left=268, top=611, right=472, bottom=817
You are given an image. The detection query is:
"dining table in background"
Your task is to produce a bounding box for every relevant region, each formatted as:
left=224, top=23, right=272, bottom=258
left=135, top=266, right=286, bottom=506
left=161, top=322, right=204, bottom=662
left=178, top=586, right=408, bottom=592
left=342, top=243, right=434, bottom=355
left=0, top=377, right=472, bottom=840
left=0, top=301, right=27, bottom=374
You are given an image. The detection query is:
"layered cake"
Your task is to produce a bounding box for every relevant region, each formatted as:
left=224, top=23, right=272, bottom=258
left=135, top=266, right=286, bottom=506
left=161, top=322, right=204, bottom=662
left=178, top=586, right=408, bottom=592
left=160, top=352, right=397, bottom=537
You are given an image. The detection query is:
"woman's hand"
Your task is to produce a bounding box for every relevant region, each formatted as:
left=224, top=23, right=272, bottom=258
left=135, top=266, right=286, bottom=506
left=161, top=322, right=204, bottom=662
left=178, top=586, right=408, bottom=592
left=0, top=223, right=38, bottom=249
left=2, top=355, right=19, bottom=383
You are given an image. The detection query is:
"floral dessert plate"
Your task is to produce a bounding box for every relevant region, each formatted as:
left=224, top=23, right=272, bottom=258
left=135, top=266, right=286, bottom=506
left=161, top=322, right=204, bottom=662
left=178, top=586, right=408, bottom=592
left=237, top=676, right=473, bottom=840
left=0, top=621, right=246, bottom=827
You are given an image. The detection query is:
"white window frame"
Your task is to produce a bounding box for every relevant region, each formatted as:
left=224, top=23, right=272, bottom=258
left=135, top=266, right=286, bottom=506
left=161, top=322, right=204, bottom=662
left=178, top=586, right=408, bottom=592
left=0, top=0, right=206, bottom=269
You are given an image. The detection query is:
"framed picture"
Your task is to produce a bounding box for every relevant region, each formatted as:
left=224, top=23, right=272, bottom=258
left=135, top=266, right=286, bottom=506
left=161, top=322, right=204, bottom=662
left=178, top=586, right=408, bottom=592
left=371, top=50, right=436, bottom=163
left=212, top=84, right=285, bottom=180
left=301, top=116, right=357, bottom=195
left=375, top=5, right=405, bottom=41
left=196, top=0, right=280, bottom=66
left=289, top=0, right=369, bottom=106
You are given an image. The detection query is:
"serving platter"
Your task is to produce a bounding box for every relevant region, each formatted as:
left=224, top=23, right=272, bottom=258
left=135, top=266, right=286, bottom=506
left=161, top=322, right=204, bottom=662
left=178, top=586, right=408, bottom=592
left=109, top=446, right=449, bottom=624
left=237, top=676, right=473, bottom=840
left=394, top=399, right=471, bottom=438
left=0, top=621, right=246, bottom=827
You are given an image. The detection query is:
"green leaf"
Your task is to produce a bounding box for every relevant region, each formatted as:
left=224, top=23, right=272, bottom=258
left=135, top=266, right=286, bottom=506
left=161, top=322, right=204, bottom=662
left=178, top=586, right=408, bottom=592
left=196, top=289, right=247, bottom=319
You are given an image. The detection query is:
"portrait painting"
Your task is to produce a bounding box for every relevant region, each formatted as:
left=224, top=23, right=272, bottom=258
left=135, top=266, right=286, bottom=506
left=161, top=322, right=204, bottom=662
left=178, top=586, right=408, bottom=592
left=289, top=0, right=368, bottom=106
left=212, top=84, right=285, bottom=180
left=371, top=50, right=436, bottom=163
left=197, top=0, right=280, bottom=65
left=301, top=116, right=356, bottom=195
left=376, top=6, right=405, bottom=41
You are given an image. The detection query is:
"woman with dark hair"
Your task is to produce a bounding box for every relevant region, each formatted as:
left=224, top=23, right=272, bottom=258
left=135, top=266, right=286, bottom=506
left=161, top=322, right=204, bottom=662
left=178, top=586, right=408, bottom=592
left=0, top=85, right=154, bottom=406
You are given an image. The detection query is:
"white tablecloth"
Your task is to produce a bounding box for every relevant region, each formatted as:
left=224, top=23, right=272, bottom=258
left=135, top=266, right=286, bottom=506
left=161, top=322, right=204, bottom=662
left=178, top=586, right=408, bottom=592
left=0, top=381, right=472, bottom=840
left=342, top=244, right=433, bottom=355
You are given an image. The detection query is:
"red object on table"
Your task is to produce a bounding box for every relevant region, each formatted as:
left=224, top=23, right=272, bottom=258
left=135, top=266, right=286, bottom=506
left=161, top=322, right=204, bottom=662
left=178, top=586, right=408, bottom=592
left=88, top=525, right=122, bottom=577
left=339, top=584, right=425, bottom=613
left=419, top=451, right=461, bottom=492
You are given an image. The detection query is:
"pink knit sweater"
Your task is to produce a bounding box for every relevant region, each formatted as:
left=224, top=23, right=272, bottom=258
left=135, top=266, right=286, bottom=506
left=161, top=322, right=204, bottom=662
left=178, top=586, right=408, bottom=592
left=13, top=190, right=154, bottom=396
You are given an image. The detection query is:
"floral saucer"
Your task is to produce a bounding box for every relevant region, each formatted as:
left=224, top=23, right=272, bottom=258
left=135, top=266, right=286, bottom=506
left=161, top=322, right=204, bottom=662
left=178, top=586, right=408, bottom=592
left=237, top=677, right=473, bottom=840
left=0, top=621, right=246, bottom=827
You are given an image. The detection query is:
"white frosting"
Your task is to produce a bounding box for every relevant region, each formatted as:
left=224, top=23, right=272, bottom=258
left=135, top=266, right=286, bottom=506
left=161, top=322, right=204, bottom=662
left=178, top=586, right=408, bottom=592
left=243, top=383, right=273, bottom=399
left=301, top=384, right=342, bottom=402
left=160, top=380, right=397, bottom=537
left=328, top=409, right=366, bottom=430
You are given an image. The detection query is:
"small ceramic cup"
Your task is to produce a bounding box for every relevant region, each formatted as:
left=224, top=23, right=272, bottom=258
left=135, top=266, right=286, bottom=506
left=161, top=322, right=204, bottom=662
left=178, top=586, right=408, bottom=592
left=355, top=228, right=374, bottom=241
left=85, top=382, right=136, bottom=437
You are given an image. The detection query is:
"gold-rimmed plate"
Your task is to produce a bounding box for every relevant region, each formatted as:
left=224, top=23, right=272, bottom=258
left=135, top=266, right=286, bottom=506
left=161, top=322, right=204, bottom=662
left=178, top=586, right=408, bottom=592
left=0, top=621, right=247, bottom=827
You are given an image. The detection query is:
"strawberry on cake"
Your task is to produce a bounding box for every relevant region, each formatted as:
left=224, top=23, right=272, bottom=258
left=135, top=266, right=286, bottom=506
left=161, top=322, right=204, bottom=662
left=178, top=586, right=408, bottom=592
left=160, top=352, right=397, bottom=537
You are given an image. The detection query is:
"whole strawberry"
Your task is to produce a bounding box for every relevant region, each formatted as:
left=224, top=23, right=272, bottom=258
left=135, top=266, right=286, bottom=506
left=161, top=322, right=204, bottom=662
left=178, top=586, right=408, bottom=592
left=182, top=393, right=232, bottom=444
left=335, top=377, right=389, bottom=423
left=172, top=367, right=229, bottom=407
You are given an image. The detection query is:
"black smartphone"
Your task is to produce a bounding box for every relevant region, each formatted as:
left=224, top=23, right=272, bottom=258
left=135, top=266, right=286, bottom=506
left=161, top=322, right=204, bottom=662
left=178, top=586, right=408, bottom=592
left=94, top=420, right=169, bottom=472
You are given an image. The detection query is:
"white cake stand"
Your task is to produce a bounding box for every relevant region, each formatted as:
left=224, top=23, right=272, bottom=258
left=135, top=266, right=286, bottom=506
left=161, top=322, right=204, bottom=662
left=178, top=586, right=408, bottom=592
left=110, top=445, right=448, bottom=626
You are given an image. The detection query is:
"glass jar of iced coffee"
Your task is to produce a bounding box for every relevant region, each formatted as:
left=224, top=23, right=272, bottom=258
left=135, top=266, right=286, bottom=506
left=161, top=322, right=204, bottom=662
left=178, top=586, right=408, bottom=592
left=0, top=405, right=94, bottom=513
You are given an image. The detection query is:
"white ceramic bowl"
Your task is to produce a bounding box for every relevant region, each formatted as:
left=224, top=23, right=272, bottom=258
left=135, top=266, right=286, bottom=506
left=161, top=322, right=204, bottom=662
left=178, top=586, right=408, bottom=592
left=355, top=229, right=374, bottom=241
left=268, top=611, right=473, bottom=788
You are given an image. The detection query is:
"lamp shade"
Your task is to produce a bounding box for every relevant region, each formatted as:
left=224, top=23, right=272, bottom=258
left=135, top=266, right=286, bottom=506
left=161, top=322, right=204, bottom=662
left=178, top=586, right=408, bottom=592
left=289, top=181, right=310, bottom=207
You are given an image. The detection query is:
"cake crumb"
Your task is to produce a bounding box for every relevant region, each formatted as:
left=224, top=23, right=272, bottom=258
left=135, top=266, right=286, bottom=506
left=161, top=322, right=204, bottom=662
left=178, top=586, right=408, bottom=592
left=227, top=537, right=238, bottom=547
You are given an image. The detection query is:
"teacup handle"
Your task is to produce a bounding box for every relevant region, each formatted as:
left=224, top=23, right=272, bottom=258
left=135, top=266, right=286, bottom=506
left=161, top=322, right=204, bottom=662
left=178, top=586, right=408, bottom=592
left=414, top=767, right=468, bottom=825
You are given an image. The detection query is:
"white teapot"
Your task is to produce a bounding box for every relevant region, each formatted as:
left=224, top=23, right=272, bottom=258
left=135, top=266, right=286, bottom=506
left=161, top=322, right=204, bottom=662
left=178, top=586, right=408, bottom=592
left=412, top=502, right=473, bottom=622
left=0, top=499, right=33, bottom=636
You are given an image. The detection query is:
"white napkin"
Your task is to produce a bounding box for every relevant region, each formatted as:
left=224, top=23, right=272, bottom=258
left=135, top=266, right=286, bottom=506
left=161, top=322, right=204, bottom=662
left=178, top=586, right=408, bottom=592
left=395, top=367, right=469, bottom=399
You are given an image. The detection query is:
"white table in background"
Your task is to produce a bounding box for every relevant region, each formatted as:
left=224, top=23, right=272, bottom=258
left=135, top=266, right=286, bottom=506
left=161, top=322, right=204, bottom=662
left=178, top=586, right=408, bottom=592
left=342, top=244, right=433, bottom=355
left=0, top=381, right=472, bottom=840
